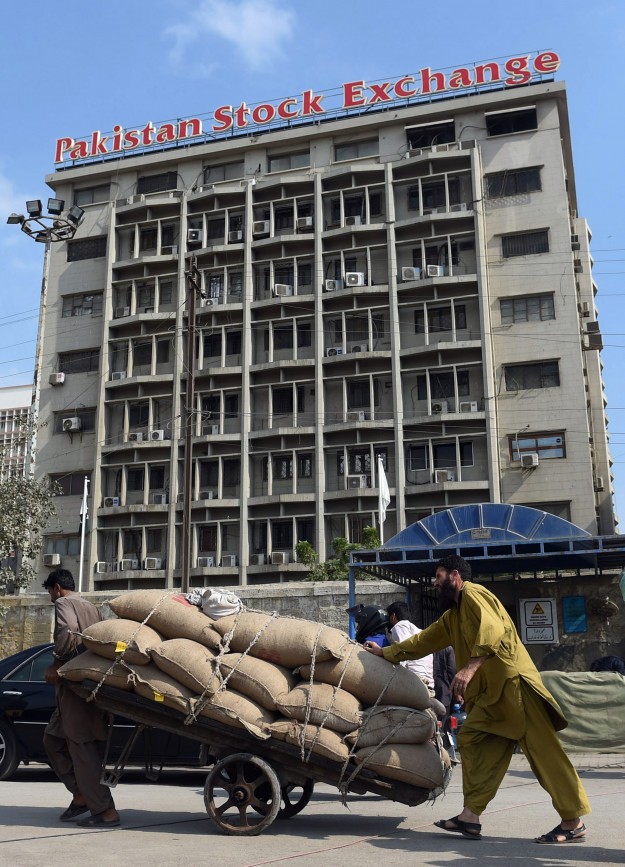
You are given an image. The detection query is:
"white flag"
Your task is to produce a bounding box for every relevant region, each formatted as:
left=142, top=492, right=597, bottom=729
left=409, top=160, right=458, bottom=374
left=378, top=456, right=390, bottom=525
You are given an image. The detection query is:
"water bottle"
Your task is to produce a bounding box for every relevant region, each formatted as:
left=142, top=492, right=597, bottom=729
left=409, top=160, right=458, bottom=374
left=449, top=701, right=467, bottom=748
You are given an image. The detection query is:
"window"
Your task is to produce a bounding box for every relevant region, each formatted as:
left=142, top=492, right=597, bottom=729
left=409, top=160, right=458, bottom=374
left=146, top=528, right=163, bottom=553
left=274, top=207, right=294, bottom=230
left=67, top=237, right=107, bottom=262
left=407, top=186, right=420, bottom=211
left=159, top=280, right=174, bottom=306
left=226, top=331, right=241, bottom=356
left=296, top=518, right=314, bottom=546
left=348, top=380, right=372, bottom=410
left=224, top=394, right=239, bottom=418
left=133, top=342, right=152, bottom=368
left=486, top=167, right=541, bottom=198
left=486, top=108, right=537, bottom=137
left=344, top=195, right=365, bottom=218
left=149, top=466, right=166, bottom=489
left=127, top=468, right=145, bottom=491
left=297, top=453, right=313, bottom=478
left=415, top=305, right=467, bottom=334
left=61, top=293, right=103, bottom=318
left=273, top=455, right=293, bottom=480
left=203, top=334, right=221, bottom=358
left=223, top=459, right=240, bottom=486
left=369, top=191, right=383, bottom=216
left=334, top=140, right=378, bottom=161
left=5, top=647, right=54, bottom=682
left=342, top=447, right=387, bottom=475
left=504, top=361, right=560, bottom=391
left=129, top=403, right=150, bottom=427
left=417, top=370, right=470, bottom=400
left=273, top=326, right=294, bottom=351
left=45, top=536, right=80, bottom=557
left=203, top=162, right=244, bottom=184
left=156, top=339, right=170, bottom=364
left=407, top=121, right=455, bottom=150
left=123, top=530, right=141, bottom=556
left=501, top=230, right=549, bottom=258
left=49, top=473, right=91, bottom=496
left=54, top=409, right=96, bottom=433
left=139, top=228, right=157, bottom=251
left=199, top=525, right=218, bottom=552
left=229, top=272, right=243, bottom=294
left=207, top=218, right=226, bottom=241
left=500, top=293, right=555, bottom=324
left=297, top=322, right=312, bottom=348
left=509, top=432, right=566, bottom=461
left=74, top=184, right=110, bottom=207
left=408, top=441, right=473, bottom=469
left=273, top=388, right=293, bottom=414
left=272, top=521, right=293, bottom=548
left=268, top=151, right=310, bottom=172
left=297, top=263, right=312, bottom=286
left=136, top=172, right=178, bottom=194
left=58, top=349, right=100, bottom=374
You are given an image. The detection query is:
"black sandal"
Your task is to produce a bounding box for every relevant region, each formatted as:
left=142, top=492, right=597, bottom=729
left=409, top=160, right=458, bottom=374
left=434, top=815, right=482, bottom=840
left=535, top=822, right=586, bottom=844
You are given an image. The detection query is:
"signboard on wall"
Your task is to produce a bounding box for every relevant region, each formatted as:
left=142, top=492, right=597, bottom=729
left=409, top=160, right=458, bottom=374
left=519, top=597, right=559, bottom=644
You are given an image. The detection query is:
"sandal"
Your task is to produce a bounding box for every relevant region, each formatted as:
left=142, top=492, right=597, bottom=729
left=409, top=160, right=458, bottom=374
left=434, top=815, right=482, bottom=840
left=535, top=822, right=586, bottom=844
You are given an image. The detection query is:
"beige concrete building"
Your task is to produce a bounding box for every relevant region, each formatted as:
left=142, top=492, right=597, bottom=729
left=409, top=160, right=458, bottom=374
left=33, top=70, right=614, bottom=590
left=0, top=384, right=32, bottom=481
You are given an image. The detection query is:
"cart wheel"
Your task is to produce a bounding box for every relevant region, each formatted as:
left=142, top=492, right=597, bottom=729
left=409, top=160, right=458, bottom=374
left=204, top=753, right=281, bottom=835
left=278, top=778, right=315, bottom=819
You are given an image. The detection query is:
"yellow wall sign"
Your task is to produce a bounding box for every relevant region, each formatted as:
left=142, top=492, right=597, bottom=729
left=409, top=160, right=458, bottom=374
left=519, top=597, right=559, bottom=644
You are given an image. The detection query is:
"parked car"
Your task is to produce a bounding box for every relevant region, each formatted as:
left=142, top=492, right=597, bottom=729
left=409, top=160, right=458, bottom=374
left=0, top=643, right=207, bottom=781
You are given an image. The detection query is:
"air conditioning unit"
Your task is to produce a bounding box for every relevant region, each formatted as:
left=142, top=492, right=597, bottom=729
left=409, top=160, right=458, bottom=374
left=413, top=469, right=432, bottom=485
left=459, top=401, right=479, bottom=413
left=271, top=551, right=289, bottom=565
left=143, top=557, right=162, bottom=570
left=595, top=476, right=605, bottom=492
left=345, top=215, right=362, bottom=226
left=345, top=271, right=365, bottom=287
left=450, top=202, right=468, bottom=212
left=150, top=493, right=168, bottom=505
left=114, top=306, right=130, bottom=319
left=347, top=410, right=367, bottom=422
left=521, top=453, right=539, bottom=468
left=161, top=245, right=178, bottom=256
left=401, top=266, right=421, bottom=281
left=573, top=258, right=583, bottom=273
left=62, top=417, right=81, bottom=432
left=43, top=553, right=61, bottom=567
left=426, top=265, right=445, bottom=278
left=250, top=553, right=266, bottom=566
left=272, top=283, right=293, bottom=297
left=207, top=425, right=220, bottom=436
left=111, top=371, right=126, bottom=381
left=586, top=321, right=600, bottom=334
left=571, top=234, right=581, bottom=251
left=127, top=431, right=143, bottom=443
left=197, top=556, right=215, bottom=568
left=187, top=228, right=203, bottom=244
left=297, top=217, right=313, bottom=231
left=253, top=220, right=270, bottom=235
left=94, top=561, right=111, bottom=574
left=229, top=230, right=243, bottom=243
left=347, top=474, right=368, bottom=489
left=149, top=429, right=165, bottom=441
left=103, top=496, right=120, bottom=508
left=49, top=372, right=65, bottom=386
left=350, top=343, right=368, bottom=353
left=324, top=279, right=343, bottom=292
left=430, top=400, right=448, bottom=414
left=200, top=490, right=216, bottom=500
left=326, top=347, right=343, bottom=357
left=126, top=194, right=145, bottom=205
left=432, top=143, right=450, bottom=153
left=581, top=301, right=591, bottom=317
left=119, top=559, right=139, bottom=571
left=434, top=469, right=455, bottom=483
left=221, top=555, right=238, bottom=567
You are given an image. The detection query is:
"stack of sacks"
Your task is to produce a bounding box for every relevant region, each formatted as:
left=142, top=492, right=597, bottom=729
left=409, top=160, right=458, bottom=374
left=59, top=593, right=449, bottom=792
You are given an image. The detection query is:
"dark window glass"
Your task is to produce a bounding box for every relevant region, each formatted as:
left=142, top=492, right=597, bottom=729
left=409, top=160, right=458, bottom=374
left=54, top=409, right=96, bottom=433
left=62, top=293, right=103, bottom=318
left=204, top=334, right=222, bottom=358
left=273, top=326, right=293, bottom=351
left=334, top=140, right=378, bottom=161
left=509, top=432, right=565, bottom=461
left=347, top=380, right=371, bottom=409
left=486, top=108, right=537, bottom=137
left=199, top=525, right=218, bottom=551
left=223, top=458, right=240, bottom=485
left=207, top=218, right=226, bottom=240
left=49, top=472, right=91, bottom=496
left=272, top=388, right=293, bottom=414
left=486, top=167, right=541, bottom=198
left=129, top=403, right=150, bottom=427
left=58, top=350, right=100, bottom=374
left=502, top=230, right=549, bottom=258
left=67, top=237, right=107, bottom=262
left=226, top=331, right=241, bottom=356
left=274, top=207, right=294, bottom=230
left=74, top=185, right=110, bottom=206
left=140, top=228, right=157, bottom=251
left=137, top=172, right=178, bottom=194
left=407, top=122, right=455, bottom=150
left=500, top=294, right=555, bottom=324
left=297, top=453, right=312, bottom=478
left=297, top=322, right=312, bottom=348
left=149, top=466, right=166, bottom=489
left=127, top=468, right=145, bottom=491
left=133, top=343, right=152, bottom=367
left=224, top=394, right=239, bottom=417
left=504, top=361, right=560, bottom=391
left=273, top=455, right=293, bottom=480
left=272, top=521, right=293, bottom=547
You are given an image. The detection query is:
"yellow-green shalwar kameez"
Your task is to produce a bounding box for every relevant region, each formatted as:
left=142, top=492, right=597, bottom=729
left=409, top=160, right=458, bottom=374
left=382, top=582, right=590, bottom=818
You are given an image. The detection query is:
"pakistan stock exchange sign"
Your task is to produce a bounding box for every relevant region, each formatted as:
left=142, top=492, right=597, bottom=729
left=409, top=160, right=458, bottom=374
left=519, top=598, right=559, bottom=644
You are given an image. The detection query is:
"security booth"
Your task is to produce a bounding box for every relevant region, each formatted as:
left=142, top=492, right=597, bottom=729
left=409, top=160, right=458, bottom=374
left=348, top=504, right=625, bottom=668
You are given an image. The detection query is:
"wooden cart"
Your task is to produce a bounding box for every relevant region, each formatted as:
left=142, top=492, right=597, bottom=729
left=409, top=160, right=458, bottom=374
left=70, top=680, right=441, bottom=836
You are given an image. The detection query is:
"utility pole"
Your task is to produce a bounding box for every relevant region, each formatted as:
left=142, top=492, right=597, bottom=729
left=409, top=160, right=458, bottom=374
left=181, top=257, right=201, bottom=592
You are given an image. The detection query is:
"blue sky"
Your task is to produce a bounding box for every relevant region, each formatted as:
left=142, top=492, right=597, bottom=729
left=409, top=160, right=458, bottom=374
left=1, top=0, right=624, bottom=520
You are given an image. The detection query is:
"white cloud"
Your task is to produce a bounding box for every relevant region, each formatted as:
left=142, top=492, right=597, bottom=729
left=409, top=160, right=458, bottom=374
left=166, top=0, right=295, bottom=72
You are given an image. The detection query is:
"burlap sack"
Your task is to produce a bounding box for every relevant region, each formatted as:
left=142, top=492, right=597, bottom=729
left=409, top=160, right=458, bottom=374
left=58, top=651, right=131, bottom=690
left=345, top=706, right=435, bottom=748
left=80, top=619, right=162, bottom=665
left=270, top=719, right=349, bottom=763
left=354, top=742, right=445, bottom=790
left=276, top=683, right=362, bottom=734
left=219, top=653, right=297, bottom=710
left=212, top=612, right=349, bottom=667
left=130, top=663, right=195, bottom=713
left=151, top=639, right=222, bottom=694
left=109, top=590, right=221, bottom=650
left=299, top=644, right=431, bottom=711
left=200, top=689, right=274, bottom=740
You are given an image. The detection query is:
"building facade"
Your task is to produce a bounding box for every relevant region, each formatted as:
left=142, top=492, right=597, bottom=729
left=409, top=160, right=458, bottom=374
left=34, top=66, right=614, bottom=590
left=0, top=384, right=32, bottom=481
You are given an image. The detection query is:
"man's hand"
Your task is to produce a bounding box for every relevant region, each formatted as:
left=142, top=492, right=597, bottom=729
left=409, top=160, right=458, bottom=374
left=451, top=655, right=488, bottom=703
left=44, top=664, right=59, bottom=685
left=364, top=640, right=383, bottom=656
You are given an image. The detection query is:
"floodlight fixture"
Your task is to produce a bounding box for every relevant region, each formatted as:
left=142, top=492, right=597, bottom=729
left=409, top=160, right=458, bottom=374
left=6, top=213, right=24, bottom=225
left=47, top=198, right=65, bottom=216
left=66, top=205, right=85, bottom=225
left=26, top=200, right=43, bottom=218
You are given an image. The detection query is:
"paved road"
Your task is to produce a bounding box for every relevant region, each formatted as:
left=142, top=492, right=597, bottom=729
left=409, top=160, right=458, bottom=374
left=0, top=755, right=623, bottom=866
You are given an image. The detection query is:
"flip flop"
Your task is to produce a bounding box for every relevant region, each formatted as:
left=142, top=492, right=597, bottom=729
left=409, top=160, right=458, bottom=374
left=434, top=815, right=482, bottom=840
left=535, top=822, right=586, bottom=844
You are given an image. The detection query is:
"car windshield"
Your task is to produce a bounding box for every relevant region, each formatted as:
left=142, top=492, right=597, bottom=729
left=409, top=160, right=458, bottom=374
left=5, top=649, right=55, bottom=682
